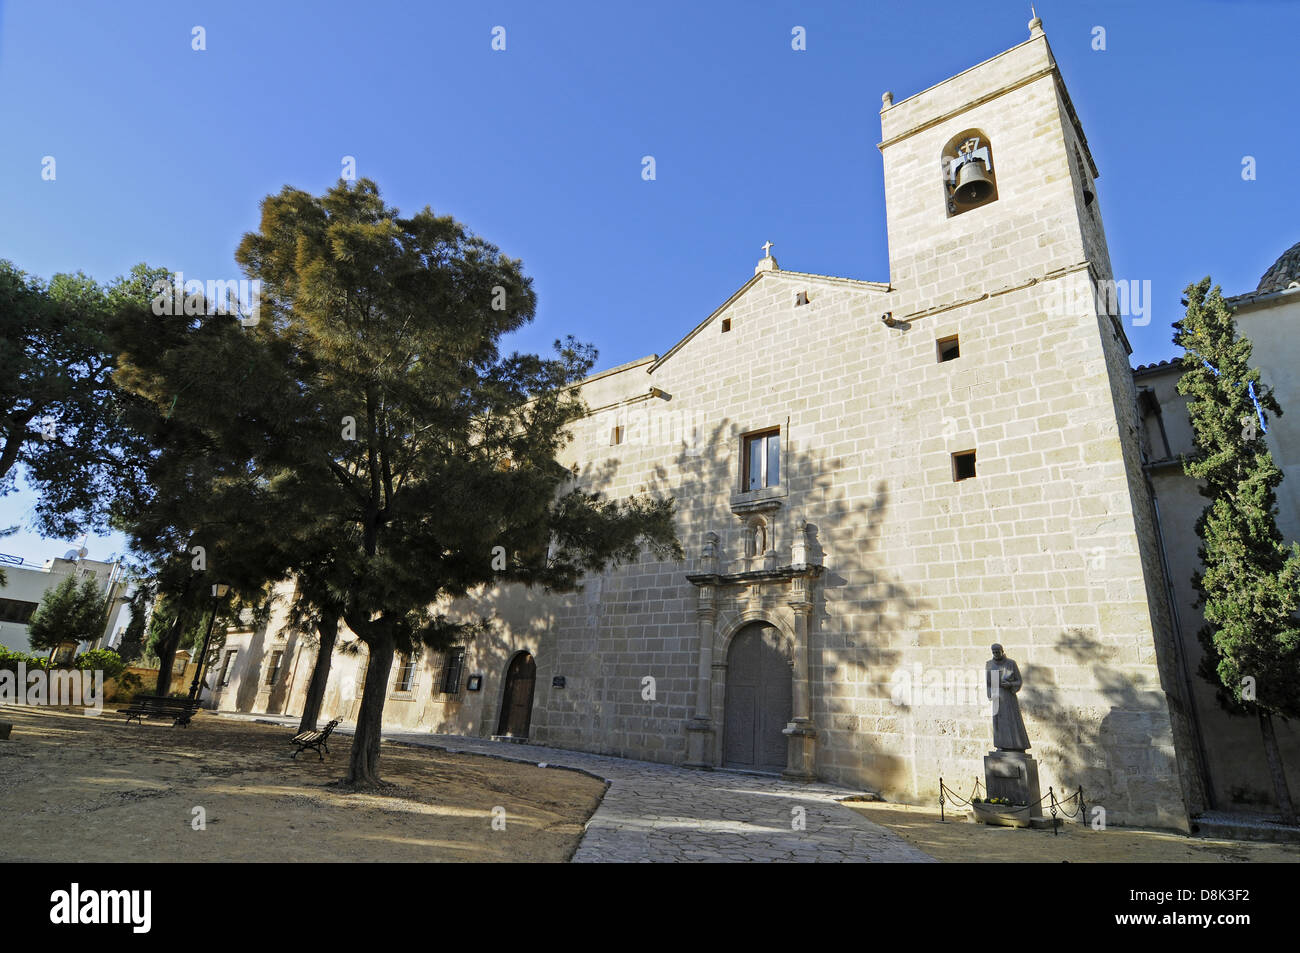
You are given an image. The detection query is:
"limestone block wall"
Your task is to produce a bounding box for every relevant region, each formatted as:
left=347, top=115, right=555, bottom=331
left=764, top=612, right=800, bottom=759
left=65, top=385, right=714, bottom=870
left=880, top=38, right=1087, bottom=305
left=239, top=269, right=1195, bottom=828
left=862, top=28, right=1191, bottom=827
left=412, top=260, right=1191, bottom=828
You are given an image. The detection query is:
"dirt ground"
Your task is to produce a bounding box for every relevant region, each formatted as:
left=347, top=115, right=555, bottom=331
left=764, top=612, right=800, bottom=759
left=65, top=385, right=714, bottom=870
left=0, top=706, right=605, bottom=863
left=845, top=801, right=1300, bottom=863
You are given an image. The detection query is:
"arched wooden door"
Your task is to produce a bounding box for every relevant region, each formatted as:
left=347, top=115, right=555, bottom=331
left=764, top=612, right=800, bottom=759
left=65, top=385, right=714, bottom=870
left=497, top=652, right=537, bottom=737
left=723, top=622, right=792, bottom=773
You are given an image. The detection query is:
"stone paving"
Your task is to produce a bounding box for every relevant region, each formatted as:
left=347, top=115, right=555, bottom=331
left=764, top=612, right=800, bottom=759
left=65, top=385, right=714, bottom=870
left=382, top=730, right=935, bottom=863
left=224, top=713, right=933, bottom=862
left=382, top=728, right=935, bottom=863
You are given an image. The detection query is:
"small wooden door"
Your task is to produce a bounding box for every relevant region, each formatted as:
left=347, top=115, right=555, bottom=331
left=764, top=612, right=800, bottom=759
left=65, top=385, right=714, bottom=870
left=723, top=623, right=792, bottom=773
left=497, top=652, right=537, bottom=737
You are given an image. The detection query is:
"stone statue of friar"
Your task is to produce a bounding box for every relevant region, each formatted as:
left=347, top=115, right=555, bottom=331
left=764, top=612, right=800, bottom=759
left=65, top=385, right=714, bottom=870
left=985, top=643, right=1030, bottom=752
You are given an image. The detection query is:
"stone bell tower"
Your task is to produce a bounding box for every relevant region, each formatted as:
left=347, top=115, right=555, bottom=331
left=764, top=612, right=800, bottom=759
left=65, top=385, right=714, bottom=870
left=867, top=15, right=1205, bottom=828
left=878, top=15, right=1110, bottom=304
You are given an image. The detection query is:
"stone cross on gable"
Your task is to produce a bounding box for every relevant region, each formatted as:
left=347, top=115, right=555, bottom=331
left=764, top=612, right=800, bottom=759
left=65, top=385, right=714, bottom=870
left=761, top=240, right=775, bottom=258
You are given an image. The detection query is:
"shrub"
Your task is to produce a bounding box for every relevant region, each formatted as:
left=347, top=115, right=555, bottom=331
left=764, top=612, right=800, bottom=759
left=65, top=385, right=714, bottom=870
left=74, top=648, right=127, bottom=681
left=0, top=647, right=50, bottom=672
left=113, top=669, right=143, bottom=702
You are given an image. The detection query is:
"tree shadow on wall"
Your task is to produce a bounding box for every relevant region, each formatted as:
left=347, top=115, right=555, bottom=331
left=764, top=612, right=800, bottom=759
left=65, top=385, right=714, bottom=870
left=232, top=615, right=271, bottom=713
left=1018, top=626, right=1181, bottom=824
left=635, top=421, right=917, bottom=789
left=377, top=418, right=922, bottom=783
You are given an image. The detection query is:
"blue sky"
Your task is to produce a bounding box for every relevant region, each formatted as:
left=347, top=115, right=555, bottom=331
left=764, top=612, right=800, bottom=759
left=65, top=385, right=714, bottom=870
left=1, top=0, right=1296, bottom=563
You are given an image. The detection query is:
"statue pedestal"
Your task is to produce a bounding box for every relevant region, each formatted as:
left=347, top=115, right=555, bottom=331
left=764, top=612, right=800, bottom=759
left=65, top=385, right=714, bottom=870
left=983, top=750, right=1043, bottom=818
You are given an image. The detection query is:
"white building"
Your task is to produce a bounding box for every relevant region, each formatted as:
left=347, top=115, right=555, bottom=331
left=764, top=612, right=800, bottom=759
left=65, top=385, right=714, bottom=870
left=0, top=550, right=132, bottom=655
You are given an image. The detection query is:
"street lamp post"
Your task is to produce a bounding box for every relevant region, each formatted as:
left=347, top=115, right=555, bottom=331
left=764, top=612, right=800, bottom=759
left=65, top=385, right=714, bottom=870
left=188, top=584, right=230, bottom=703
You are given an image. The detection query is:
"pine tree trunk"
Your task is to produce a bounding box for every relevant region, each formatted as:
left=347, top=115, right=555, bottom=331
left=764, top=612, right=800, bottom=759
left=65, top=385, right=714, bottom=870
left=1258, top=710, right=1298, bottom=825
left=297, top=614, right=339, bottom=734
left=345, top=634, right=394, bottom=787
left=153, top=613, right=187, bottom=697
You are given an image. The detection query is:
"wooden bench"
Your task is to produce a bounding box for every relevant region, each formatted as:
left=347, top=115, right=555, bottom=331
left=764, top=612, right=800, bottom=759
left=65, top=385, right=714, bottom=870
left=118, top=694, right=203, bottom=727
left=290, top=719, right=341, bottom=761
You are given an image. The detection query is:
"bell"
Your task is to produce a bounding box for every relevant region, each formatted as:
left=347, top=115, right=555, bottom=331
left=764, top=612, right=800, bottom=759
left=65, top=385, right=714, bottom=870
left=952, top=158, right=995, bottom=208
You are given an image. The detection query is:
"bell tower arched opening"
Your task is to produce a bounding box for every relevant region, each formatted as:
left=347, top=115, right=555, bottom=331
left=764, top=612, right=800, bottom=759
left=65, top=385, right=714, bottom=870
left=942, top=129, right=998, bottom=216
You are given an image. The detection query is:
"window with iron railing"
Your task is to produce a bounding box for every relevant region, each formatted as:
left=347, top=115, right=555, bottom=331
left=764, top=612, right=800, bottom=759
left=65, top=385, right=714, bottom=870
left=394, top=652, right=417, bottom=692
left=440, top=647, right=466, bottom=695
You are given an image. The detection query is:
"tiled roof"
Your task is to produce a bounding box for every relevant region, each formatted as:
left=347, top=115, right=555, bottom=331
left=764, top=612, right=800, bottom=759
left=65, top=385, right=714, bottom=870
left=1132, top=358, right=1177, bottom=376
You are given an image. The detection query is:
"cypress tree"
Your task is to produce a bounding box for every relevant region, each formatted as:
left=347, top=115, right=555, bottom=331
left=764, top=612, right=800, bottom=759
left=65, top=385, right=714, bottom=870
left=1174, top=277, right=1300, bottom=825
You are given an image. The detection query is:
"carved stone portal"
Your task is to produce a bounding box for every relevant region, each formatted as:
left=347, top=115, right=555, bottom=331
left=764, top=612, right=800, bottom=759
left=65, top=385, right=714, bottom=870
left=685, top=526, right=822, bottom=780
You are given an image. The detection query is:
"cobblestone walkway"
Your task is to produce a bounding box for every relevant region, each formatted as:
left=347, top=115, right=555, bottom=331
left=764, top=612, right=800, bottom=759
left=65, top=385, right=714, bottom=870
left=384, top=732, right=935, bottom=863
left=224, top=714, right=932, bottom=862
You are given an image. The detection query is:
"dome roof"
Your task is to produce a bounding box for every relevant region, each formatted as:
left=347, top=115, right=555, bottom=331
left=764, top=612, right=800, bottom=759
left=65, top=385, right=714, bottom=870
left=1257, top=240, right=1300, bottom=293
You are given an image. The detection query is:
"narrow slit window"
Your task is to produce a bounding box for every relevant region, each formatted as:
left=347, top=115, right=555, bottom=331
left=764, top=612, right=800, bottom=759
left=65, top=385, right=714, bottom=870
left=721, top=318, right=732, bottom=333
left=611, top=425, right=624, bottom=446
left=937, top=335, right=960, bottom=362
left=952, top=450, right=977, bottom=482
left=795, top=291, right=810, bottom=307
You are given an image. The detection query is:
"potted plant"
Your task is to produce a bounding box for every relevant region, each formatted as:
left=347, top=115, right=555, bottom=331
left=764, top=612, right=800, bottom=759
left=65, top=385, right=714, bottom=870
left=971, top=796, right=1033, bottom=828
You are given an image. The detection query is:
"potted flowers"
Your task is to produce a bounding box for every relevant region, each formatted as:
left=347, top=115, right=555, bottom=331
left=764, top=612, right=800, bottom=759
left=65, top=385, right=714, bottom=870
left=970, top=796, right=1033, bottom=828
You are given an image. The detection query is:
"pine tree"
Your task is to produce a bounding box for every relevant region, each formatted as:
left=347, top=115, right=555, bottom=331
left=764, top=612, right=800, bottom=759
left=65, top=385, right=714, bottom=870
left=108, top=178, right=682, bottom=784
left=114, top=583, right=152, bottom=664
left=1174, top=277, right=1300, bottom=825
left=0, top=262, right=157, bottom=538
left=228, top=179, right=682, bottom=785
left=105, top=264, right=301, bottom=696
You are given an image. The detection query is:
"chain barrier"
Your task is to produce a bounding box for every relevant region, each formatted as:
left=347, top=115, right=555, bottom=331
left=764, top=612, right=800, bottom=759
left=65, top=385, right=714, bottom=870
left=939, top=777, right=1087, bottom=836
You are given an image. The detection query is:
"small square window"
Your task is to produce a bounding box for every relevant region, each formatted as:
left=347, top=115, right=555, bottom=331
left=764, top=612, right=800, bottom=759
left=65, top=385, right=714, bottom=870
left=952, top=450, right=977, bottom=482
left=795, top=291, right=810, bottom=307
left=721, top=318, right=732, bottom=333
left=743, top=429, right=780, bottom=490
left=611, top=425, right=624, bottom=446
left=937, top=335, right=960, bottom=362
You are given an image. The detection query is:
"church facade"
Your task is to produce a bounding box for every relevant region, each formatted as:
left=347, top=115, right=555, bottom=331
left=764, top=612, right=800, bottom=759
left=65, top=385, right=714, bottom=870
left=213, top=20, right=1235, bottom=830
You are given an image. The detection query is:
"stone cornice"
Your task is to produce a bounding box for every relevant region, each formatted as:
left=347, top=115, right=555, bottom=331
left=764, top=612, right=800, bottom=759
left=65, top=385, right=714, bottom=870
left=686, top=565, right=824, bottom=588
left=878, top=65, right=1056, bottom=151
left=898, top=260, right=1091, bottom=323
left=648, top=270, right=890, bottom=375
